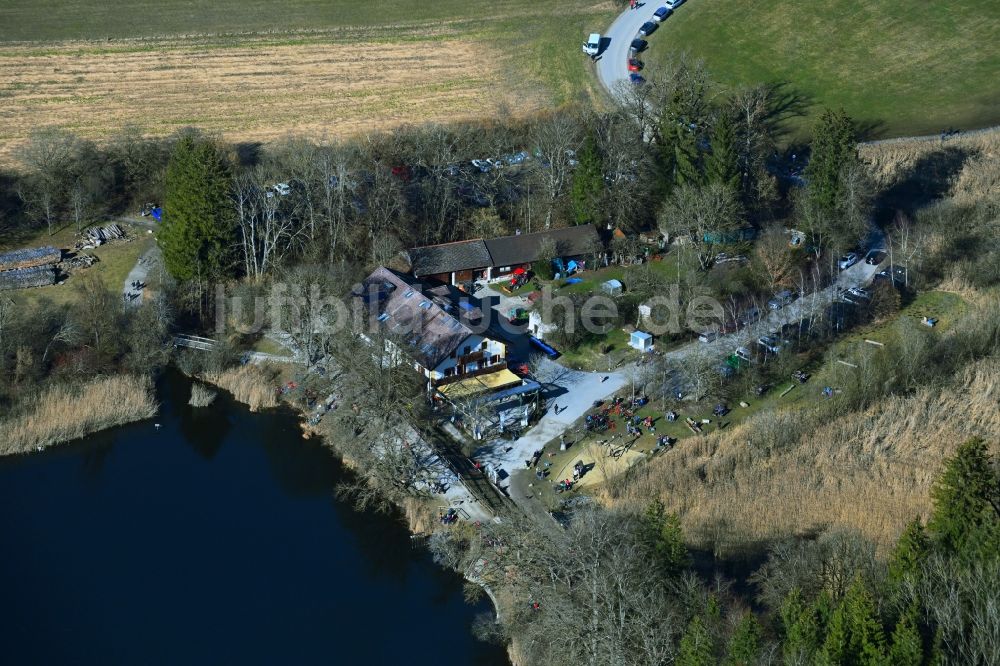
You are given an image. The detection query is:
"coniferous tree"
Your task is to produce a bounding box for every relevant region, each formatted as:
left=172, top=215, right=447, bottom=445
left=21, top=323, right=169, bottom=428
left=804, top=108, right=857, bottom=216
left=927, top=438, right=1000, bottom=562
left=160, top=133, right=234, bottom=280
left=705, top=113, right=740, bottom=193
left=725, top=612, right=761, bottom=666
left=570, top=133, right=605, bottom=226
left=677, top=615, right=714, bottom=666
left=888, top=606, right=925, bottom=666
left=660, top=121, right=701, bottom=189
left=782, top=589, right=830, bottom=663
left=888, top=518, right=929, bottom=589
left=641, top=500, right=690, bottom=580
left=821, top=578, right=887, bottom=666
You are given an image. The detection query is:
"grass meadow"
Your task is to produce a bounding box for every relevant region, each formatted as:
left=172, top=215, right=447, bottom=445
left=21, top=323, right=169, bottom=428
left=647, top=0, right=1000, bottom=139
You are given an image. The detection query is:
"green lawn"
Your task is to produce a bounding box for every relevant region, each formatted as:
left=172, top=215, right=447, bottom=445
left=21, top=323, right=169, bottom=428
left=822, top=290, right=966, bottom=367
left=647, top=0, right=1000, bottom=138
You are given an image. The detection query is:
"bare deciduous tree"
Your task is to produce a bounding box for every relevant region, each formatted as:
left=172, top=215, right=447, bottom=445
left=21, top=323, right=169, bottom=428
left=233, top=167, right=306, bottom=280
left=659, top=181, right=743, bottom=270
left=530, top=112, right=581, bottom=229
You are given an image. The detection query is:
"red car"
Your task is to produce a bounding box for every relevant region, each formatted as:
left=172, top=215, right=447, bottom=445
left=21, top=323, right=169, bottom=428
left=627, top=58, right=643, bottom=72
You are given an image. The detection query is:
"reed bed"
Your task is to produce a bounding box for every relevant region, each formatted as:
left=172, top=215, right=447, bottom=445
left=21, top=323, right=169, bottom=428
left=599, top=359, right=1000, bottom=556
left=860, top=128, right=1000, bottom=205
left=0, top=375, right=157, bottom=456
left=188, top=382, right=218, bottom=408
left=201, top=364, right=278, bottom=412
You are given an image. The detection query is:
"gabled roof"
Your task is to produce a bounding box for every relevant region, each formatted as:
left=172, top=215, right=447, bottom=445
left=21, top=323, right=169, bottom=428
left=354, top=267, right=480, bottom=369
left=404, top=225, right=603, bottom=277
left=407, top=239, right=491, bottom=277
left=484, top=225, right=600, bottom=268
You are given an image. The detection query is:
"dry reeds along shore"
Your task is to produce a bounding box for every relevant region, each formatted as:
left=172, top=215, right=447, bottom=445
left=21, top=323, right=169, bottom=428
left=188, top=382, right=217, bottom=407
left=201, top=364, right=278, bottom=412
left=0, top=375, right=157, bottom=456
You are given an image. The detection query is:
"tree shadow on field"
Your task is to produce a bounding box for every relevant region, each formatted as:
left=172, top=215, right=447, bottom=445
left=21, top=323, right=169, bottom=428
left=854, top=118, right=886, bottom=142
left=763, top=81, right=812, bottom=143
left=234, top=141, right=263, bottom=167
left=875, top=145, right=973, bottom=213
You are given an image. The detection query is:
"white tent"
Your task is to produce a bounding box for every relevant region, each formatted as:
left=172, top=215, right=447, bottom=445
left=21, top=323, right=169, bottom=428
left=601, top=279, right=624, bottom=297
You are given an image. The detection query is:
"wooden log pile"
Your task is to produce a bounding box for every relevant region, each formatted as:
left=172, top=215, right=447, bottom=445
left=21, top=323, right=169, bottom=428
left=0, top=246, right=61, bottom=272
left=82, top=223, right=125, bottom=246
left=0, top=265, right=57, bottom=291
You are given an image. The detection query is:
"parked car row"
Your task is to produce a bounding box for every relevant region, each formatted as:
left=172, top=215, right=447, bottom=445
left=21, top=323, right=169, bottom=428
left=628, top=2, right=689, bottom=85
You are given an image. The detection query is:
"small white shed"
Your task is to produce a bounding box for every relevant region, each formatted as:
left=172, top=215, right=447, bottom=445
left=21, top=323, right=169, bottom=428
left=601, top=279, right=624, bottom=297
left=629, top=330, right=654, bottom=352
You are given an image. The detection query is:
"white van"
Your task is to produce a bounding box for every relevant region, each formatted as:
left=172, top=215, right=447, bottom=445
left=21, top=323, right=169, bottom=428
left=582, top=33, right=601, bottom=57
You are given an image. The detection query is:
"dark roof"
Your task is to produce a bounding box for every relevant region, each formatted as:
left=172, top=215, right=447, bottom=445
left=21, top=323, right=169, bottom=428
left=404, top=225, right=602, bottom=276
left=407, top=239, right=491, bottom=277
left=484, top=225, right=600, bottom=268
left=354, top=267, right=482, bottom=369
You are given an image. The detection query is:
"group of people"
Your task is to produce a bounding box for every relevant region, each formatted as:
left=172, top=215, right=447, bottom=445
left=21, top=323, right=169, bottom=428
left=124, top=279, right=146, bottom=303
left=625, top=414, right=656, bottom=437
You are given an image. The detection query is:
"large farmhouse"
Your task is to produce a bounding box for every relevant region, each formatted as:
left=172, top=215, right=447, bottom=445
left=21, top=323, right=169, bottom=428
left=404, top=224, right=602, bottom=289
left=353, top=267, right=513, bottom=389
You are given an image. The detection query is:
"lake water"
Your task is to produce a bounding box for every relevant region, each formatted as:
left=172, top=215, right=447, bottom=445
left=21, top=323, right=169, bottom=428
left=0, top=371, right=508, bottom=665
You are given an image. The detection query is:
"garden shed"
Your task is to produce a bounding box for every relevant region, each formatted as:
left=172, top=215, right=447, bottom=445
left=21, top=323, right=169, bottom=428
left=629, top=330, right=654, bottom=353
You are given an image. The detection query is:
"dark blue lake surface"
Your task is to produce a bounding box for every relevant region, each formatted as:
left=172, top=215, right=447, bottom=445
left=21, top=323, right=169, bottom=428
left=0, top=371, right=507, bottom=665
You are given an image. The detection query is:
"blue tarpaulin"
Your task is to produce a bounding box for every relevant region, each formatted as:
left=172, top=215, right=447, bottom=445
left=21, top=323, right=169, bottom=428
left=151, top=207, right=163, bottom=222
left=565, top=277, right=582, bottom=285
left=529, top=335, right=559, bottom=358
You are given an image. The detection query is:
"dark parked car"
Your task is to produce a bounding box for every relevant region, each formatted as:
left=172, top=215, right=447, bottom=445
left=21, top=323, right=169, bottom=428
left=738, top=307, right=760, bottom=326
left=653, top=7, right=672, bottom=21
left=767, top=289, right=796, bottom=310
left=639, top=21, right=658, bottom=36
left=630, top=38, right=648, bottom=53
left=629, top=73, right=645, bottom=85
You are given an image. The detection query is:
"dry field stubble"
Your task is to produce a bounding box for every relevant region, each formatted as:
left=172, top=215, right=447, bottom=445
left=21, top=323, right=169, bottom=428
left=0, top=32, right=546, bottom=164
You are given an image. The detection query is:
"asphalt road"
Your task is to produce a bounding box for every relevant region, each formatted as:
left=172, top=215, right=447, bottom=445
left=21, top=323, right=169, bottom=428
left=596, top=1, right=667, bottom=99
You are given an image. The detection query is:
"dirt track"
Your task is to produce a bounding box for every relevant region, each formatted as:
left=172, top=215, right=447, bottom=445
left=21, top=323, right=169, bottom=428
left=0, top=33, right=544, bottom=164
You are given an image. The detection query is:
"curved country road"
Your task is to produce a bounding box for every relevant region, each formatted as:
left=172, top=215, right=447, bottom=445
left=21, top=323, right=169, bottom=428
left=596, top=2, right=669, bottom=99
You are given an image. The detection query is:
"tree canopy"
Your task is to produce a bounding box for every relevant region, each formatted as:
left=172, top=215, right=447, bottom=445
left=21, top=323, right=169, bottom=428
left=160, top=133, right=234, bottom=280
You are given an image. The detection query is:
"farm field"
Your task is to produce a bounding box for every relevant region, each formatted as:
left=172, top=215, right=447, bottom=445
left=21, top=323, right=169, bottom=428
left=647, top=0, right=1000, bottom=139
left=0, top=1, right=614, bottom=164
